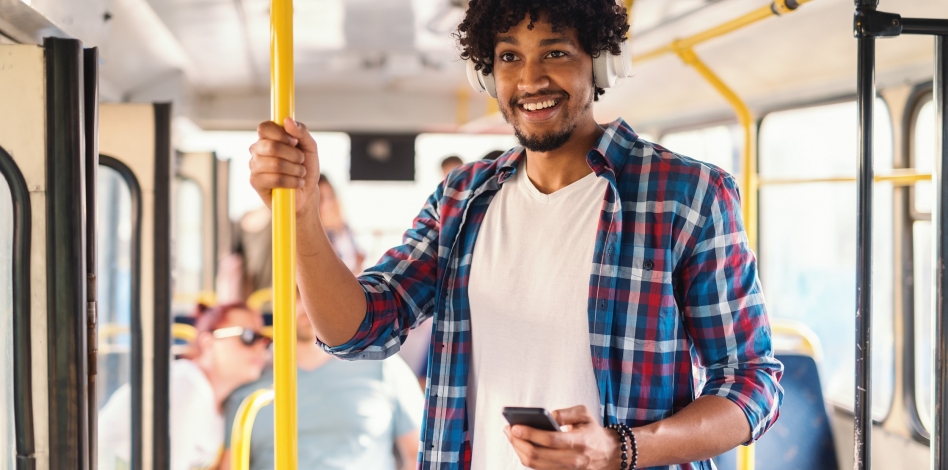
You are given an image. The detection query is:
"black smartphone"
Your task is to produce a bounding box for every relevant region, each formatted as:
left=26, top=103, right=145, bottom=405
left=502, top=407, right=562, bottom=432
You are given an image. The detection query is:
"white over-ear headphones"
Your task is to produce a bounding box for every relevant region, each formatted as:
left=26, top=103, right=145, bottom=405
left=465, top=40, right=632, bottom=99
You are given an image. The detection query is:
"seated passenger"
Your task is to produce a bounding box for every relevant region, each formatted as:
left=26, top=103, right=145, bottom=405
left=221, top=296, right=423, bottom=470
left=98, top=303, right=270, bottom=470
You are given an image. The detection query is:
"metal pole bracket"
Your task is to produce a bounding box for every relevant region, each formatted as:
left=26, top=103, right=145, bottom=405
left=854, top=9, right=902, bottom=38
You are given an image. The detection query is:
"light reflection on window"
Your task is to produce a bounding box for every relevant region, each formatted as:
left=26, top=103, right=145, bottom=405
left=96, top=165, right=134, bottom=470
left=174, top=178, right=204, bottom=296
left=913, top=95, right=935, bottom=432
left=759, top=99, right=895, bottom=419
left=660, top=125, right=741, bottom=177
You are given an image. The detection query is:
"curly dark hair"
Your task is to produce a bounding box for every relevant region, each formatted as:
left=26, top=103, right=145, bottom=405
left=455, top=0, right=629, bottom=100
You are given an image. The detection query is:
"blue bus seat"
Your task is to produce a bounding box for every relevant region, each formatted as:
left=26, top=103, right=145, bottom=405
left=712, top=353, right=838, bottom=470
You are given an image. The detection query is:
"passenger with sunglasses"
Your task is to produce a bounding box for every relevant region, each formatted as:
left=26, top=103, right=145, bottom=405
left=98, top=302, right=270, bottom=470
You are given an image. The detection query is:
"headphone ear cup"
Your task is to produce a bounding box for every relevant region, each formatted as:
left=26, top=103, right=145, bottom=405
left=592, top=40, right=632, bottom=89
left=481, top=70, right=497, bottom=99
left=465, top=60, right=499, bottom=99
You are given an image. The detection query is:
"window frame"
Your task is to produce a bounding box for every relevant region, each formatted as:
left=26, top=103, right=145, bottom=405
left=902, top=83, right=935, bottom=445
left=0, top=144, right=35, bottom=466
left=97, top=154, right=145, bottom=467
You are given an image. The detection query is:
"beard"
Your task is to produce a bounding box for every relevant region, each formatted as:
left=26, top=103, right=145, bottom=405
left=500, top=90, right=593, bottom=152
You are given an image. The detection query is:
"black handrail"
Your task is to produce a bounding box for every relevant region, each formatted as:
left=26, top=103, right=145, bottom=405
left=83, top=46, right=99, bottom=470
left=152, top=103, right=173, bottom=470
left=0, top=146, right=35, bottom=470
left=853, top=3, right=877, bottom=469
left=853, top=2, right=948, bottom=468
left=933, top=34, right=948, bottom=470
left=43, top=36, right=90, bottom=470
left=98, top=155, right=143, bottom=470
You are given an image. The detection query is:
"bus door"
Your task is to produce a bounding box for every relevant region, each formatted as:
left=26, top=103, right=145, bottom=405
left=96, top=102, right=173, bottom=470
left=0, top=37, right=98, bottom=470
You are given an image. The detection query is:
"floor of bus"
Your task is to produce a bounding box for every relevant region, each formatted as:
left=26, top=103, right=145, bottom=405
left=829, top=408, right=929, bottom=467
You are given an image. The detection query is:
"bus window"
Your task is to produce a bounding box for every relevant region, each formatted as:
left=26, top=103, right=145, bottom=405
left=96, top=165, right=134, bottom=464
left=758, top=99, right=895, bottom=419
left=0, top=173, right=13, bottom=470
left=660, top=125, right=741, bottom=177
left=912, top=96, right=935, bottom=431
left=174, top=178, right=204, bottom=296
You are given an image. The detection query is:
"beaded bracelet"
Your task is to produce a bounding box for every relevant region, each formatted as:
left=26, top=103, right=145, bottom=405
left=606, top=423, right=638, bottom=470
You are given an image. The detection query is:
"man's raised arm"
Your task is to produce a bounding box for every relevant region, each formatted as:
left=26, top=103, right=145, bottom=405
left=248, top=118, right=366, bottom=346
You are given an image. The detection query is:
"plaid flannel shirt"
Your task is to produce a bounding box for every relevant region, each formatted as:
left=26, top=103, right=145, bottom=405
left=324, top=118, right=783, bottom=470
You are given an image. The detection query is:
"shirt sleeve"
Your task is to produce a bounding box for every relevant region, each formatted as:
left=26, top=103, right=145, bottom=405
left=321, top=184, right=443, bottom=360
left=382, top=356, right=426, bottom=438
left=678, top=169, right=784, bottom=443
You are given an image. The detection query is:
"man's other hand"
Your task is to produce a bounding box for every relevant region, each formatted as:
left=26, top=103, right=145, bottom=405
left=248, top=118, right=320, bottom=215
left=504, top=405, right=620, bottom=470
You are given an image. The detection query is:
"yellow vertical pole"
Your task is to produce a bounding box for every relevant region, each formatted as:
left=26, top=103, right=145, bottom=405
left=672, top=44, right=758, bottom=252
left=672, top=45, right=756, bottom=470
left=270, top=0, right=298, bottom=469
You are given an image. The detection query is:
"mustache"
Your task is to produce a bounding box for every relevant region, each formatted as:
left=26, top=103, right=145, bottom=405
left=508, top=90, right=570, bottom=108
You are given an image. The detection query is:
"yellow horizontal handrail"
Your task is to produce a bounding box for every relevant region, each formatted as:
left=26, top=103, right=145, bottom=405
left=172, top=290, right=218, bottom=306
left=98, top=323, right=198, bottom=343
left=230, top=388, right=275, bottom=470
left=247, top=288, right=273, bottom=312
left=758, top=171, right=932, bottom=187
left=634, top=0, right=815, bottom=64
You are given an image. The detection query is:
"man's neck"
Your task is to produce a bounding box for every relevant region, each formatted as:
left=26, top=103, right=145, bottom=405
left=523, top=118, right=604, bottom=194
left=297, top=340, right=333, bottom=371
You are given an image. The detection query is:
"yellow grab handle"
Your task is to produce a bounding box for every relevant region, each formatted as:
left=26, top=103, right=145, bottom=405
left=737, top=443, right=755, bottom=470
left=230, top=388, right=276, bottom=470
left=271, top=0, right=298, bottom=468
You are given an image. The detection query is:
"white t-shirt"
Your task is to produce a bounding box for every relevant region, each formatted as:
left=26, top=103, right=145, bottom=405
left=98, top=359, right=224, bottom=470
left=468, top=162, right=608, bottom=470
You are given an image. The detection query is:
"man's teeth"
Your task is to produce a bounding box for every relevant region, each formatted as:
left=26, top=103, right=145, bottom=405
left=523, top=100, right=557, bottom=111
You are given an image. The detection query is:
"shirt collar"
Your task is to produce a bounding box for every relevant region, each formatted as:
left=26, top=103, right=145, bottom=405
left=493, top=118, right=638, bottom=183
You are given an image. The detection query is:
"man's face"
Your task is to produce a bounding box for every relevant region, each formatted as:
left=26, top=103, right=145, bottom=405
left=492, top=15, right=596, bottom=153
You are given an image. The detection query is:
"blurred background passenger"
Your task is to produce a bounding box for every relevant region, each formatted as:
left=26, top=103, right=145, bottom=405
left=98, top=303, right=270, bottom=470
left=440, top=155, right=463, bottom=178
left=216, top=175, right=363, bottom=304
left=318, top=174, right=365, bottom=274
left=221, top=296, right=423, bottom=470
left=482, top=149, right=504, bottom=161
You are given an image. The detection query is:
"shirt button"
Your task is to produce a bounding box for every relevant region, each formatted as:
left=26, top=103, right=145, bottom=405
left=599, top=300, right=606, bottom=308
left=644, top=260, right=654, bottom=270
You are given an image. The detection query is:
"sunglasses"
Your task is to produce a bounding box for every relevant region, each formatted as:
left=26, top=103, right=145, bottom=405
left=212, top=326, right=272, bottom=347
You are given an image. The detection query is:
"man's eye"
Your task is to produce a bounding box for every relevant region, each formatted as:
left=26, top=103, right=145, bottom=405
left=548, top=51, right=567, bottom=58
left=500, top=53, right=517, bottom=62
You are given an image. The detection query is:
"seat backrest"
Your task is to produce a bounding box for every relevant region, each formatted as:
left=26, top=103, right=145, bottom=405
left=712, top=353, right=838, bottom=470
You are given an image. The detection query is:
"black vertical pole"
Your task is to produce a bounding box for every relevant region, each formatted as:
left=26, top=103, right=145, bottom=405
left=854, top=2, right=877, bottom=469
left=933, top=34, right=948, bottom=470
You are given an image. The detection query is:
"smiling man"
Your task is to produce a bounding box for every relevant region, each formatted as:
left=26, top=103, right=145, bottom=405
left=246, top=1, right=783, bottom=469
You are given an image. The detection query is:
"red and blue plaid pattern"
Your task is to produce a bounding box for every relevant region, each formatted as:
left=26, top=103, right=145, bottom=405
left=325, top=118, right=783, bottom=470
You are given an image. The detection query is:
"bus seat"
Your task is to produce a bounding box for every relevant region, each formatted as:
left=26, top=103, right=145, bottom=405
left=712, top=353, right=838, bottom=470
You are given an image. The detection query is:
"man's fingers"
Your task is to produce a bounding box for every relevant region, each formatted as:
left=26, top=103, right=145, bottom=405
left=250, top=139, right=305, bottom=164
left=250, top=172, right=305, bottom=191
left=256, top=121, right=297, bottom=146
left=512, top=425, right=581, bottom=450
left=551, top=405, right=594, bottom=426
left=506, top=428, right=587, bottom=469
left=284, top=118, right=318, bottom=154
left=249, top=156, right=307, bottom=178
